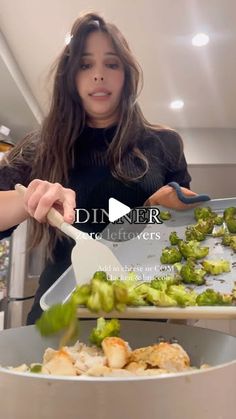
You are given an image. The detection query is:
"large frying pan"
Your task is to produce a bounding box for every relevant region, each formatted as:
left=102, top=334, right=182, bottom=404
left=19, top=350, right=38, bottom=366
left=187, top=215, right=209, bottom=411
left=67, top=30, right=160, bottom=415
left=0, top=320, right=236, bottom=419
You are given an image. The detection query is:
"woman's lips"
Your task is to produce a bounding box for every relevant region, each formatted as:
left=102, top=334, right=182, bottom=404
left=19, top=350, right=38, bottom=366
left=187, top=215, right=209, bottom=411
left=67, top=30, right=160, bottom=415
left=89, top=88, right=111, bottom=97
left=89, top=91, right=111, bottom=100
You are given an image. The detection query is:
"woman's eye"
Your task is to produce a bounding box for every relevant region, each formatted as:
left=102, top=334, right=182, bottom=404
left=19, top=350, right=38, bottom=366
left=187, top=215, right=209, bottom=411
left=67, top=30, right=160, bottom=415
left=107, top=63, right=119, bottom=69
left=80, top=63, right=91, bottom=70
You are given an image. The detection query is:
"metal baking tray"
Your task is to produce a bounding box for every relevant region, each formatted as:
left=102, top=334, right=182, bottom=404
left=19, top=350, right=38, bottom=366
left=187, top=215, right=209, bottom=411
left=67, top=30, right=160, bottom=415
left=40, top=198, right=236, bottom=319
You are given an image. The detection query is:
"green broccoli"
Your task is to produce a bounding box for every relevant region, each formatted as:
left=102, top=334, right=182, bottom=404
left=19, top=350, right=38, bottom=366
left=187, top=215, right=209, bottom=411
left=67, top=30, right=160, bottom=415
left=221, top=234, right=236, bottom=252
left=113, top=280, right=129, bottom=304
left=159, top=211, right=171, bottom=221
left=196, top=289, right=232, bottom=306
left=223, top=207, right=236, bottom=234
left=146, top=287, right=178, bottom=307
left=201, top=260, right=231, bottom=275
left=213, top=215, right=224, bottom=225
left=194, top=207, right=213, bottom=221
left=88, top=278, right=114, bottom=312
left=89, top=318, right=120, bottom=347
left=151, top=276, right=181, bottom=291
left=178, top=240, right=209, bottom=260
left=173, top=262, right=183, bottom=274
left=221, top=233, right=232, bottom=246
left=160, top=246, right=182, bottom=264
left=224, top=207, right=236, bottom=221
left=167, top=285, right=197, bottom=307
left=169, top=231, right=181, bottom=245
left=71, top=284, right=91, bottom=306
left=230, top=236, right=236, bottom=252
left=226, top=218, right=236, bottom=234
left=126, top=282, right=149, bottom=306
left=30, top=364, right=42, bottom=374
left=185, top=225, right=206, bottom=242
left=35, top=299, right=79, bottom=347
left=87, top=290, right=102, bottom=312
left=195, top=219, right=214, bottom=235
left=180, top=259, right=206, bottom=285
left=92, top=271, right=108, bottom=281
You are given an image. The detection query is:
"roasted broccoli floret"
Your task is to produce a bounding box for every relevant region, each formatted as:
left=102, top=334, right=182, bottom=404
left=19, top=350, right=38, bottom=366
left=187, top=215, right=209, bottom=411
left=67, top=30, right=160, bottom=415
left=213, top=215, right=224, bottom=226
left=87, top=289, right=102, bottom=312
left=224, top=207, right=236, bottom=234
left=185, top=225, right=206, bottom=242
left=167, top=285, right=197, bottom=307
left=201, top=259, right=231, bottom=275
left=169, top=231, right=181, bottom=245
left=224, top=207, right=236, bottom=221
left=151, top=276, right=181, bottom=291
left=126, top=282, right=149, bottom=306
left=30, top=364, right=42, bottom=373
left=72, top=284, right=91, bottom=306
left=174, top=262, right=183, bottom=274
left=90, top=278, right=114, bottom=312
left=113, top=280, right=129, bottom=304
left=180, top=259, right=206, bottom=285
left=194, top=207, right=213, bottom=221
left=195, top=219, right=214, bottom=235
left=196, top=289, right=232, bottom=306
left=92, top=271, right=108, bottom=281
left=226, top=218, right=236, bottom=234
left=36, top=299, right=79, bottom=347
left=178, top=240, right=209, bottom=260
left=146, top=287, right=178, bottom=307
left=221, top=234, right=236, bottom=252
left=159, top=211, right=171, bottom=221
left=221, top=233, right=232, bottom=246
left=230, top=236, right=236, bottom=252
left=160, top=246, right=182, bottom=264
left=89, top=317, right=120, bottom=346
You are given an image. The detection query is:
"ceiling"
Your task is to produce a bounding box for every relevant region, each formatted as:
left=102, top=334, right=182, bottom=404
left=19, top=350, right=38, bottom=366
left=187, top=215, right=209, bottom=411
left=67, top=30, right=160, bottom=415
left=0, top=0, right=235, bottom=141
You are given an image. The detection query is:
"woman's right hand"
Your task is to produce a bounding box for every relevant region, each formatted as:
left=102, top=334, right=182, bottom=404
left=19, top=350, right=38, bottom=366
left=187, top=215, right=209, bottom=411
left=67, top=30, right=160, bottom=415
left=22, top=179, right=76, bottom=224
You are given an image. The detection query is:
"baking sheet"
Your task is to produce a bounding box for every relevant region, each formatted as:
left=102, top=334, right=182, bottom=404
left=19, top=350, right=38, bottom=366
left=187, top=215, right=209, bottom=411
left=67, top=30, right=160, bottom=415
left=40, top=198, right=236, bottom=319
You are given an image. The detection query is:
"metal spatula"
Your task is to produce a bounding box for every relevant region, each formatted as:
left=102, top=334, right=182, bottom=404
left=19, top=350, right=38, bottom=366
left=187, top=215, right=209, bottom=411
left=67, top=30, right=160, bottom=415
left=15, top=184, right=124, bottom=285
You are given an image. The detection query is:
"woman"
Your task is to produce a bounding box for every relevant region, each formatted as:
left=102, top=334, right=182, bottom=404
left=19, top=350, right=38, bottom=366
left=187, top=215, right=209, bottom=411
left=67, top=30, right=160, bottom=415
left=0, top=12, right=198, bottom=323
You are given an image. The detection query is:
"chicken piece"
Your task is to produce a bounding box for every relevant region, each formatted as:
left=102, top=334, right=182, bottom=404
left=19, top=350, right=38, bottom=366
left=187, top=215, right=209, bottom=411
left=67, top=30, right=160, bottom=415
left=148, top=342, right=190, bottom=372
left=130, top=345, right=155, bottom=366
left=86, top=365, right=112, bottom=376
left=131, top=342, right=190, bottom=372
left=125, top=361, right=147, bottom=373
left=42, top=348, right=76, bottom=376
left=102, top=337, right=131, bottom=369
left=200, top=364, right=210, bottom=370
left=103, top=368, right=133, bottom=377
left=136, top=368, right=169, bottom=376
left=86, top=365, right=133, bottom=377
left=74, top=351, right=106, bottom=375
left=43, top=347, right=57, bottom=364
left=10, top=364, right=29, bottom=373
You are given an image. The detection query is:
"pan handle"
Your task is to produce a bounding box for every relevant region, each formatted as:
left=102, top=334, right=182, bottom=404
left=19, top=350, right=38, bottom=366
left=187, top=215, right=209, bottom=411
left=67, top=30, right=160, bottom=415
left=15, top=183, right=67, bottom=229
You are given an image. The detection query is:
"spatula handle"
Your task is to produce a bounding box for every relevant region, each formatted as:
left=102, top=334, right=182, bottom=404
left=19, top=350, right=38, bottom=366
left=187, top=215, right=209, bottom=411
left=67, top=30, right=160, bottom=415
left=15, top=183, right=65, bottom=229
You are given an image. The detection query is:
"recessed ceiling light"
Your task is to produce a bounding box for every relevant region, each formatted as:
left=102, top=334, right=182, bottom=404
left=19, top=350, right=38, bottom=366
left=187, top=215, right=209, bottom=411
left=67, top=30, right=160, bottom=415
left=170, top=100, right=184, bottom=110
left=64, top=32, right=73, bottom=46
left=192, top=33, right=209, bottom=47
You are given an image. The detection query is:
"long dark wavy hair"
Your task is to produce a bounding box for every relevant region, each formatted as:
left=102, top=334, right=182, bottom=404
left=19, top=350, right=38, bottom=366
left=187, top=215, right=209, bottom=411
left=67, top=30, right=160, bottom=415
left=1, top=12, right=180, bottom=256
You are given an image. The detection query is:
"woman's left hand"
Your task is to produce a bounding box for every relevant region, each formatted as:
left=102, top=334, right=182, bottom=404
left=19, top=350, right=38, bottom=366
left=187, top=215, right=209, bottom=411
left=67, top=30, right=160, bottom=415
left=144, top=185, right=199, bottom=210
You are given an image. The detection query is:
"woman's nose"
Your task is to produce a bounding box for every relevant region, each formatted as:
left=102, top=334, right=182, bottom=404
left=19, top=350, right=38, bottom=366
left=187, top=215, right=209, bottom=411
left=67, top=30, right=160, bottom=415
left=94, top=76, right=104, bottom=81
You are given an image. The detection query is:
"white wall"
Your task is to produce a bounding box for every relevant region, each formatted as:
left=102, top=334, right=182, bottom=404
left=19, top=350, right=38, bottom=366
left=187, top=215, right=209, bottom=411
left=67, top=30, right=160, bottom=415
left=178, top=128, right=236, bottom=165
left=175, top=128, right=236, bottom=198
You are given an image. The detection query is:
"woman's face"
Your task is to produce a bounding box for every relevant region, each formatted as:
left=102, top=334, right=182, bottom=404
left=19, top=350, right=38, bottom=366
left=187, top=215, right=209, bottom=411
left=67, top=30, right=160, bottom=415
left=75, top=31, right=125, bottom=127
